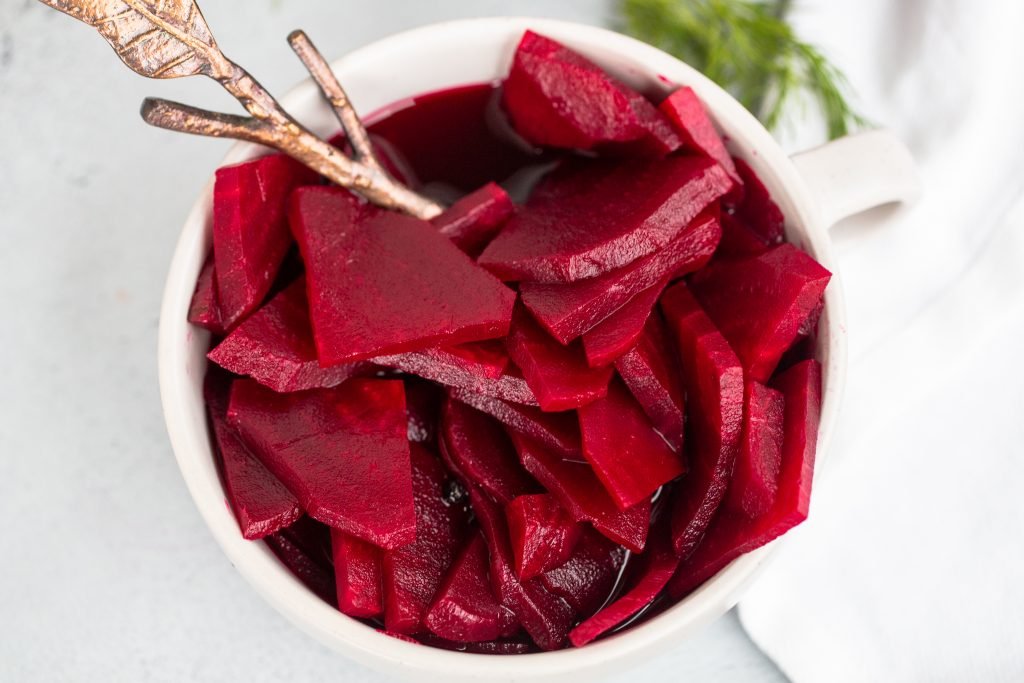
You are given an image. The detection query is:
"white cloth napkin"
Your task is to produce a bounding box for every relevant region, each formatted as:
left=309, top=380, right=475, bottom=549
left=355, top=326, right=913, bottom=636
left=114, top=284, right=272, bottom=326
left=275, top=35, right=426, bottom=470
left=738, top=1, right=1024, bottom=680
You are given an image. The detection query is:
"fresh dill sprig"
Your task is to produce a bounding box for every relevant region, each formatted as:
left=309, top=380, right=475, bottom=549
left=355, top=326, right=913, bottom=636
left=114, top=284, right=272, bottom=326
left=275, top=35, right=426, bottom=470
left=620, top=0, right=866, bottom=139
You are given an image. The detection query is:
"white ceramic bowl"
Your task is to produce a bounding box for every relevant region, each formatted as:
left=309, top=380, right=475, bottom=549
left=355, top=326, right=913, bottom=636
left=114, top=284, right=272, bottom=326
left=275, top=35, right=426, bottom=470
left=159, top=17, right=918, bottom=683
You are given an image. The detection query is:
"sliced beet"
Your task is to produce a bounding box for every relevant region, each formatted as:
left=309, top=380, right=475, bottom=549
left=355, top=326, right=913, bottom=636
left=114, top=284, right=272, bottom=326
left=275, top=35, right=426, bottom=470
left=578, top=378, right=685, bottom=510
left=331, top=529, right=384, bottom=618
left=478, top=156, right=731, bottom=283
left=715, top=212, right=770, bottom=261
left=382, top=445, right=472, bottom=634
left=450, top=389, right=581, bottom=459
left=289, top=186, right=516, bottom=365
left=265, top=517, right=336, bottom=605
left=506, top=308, right=613, bottom=411
left=540, top=528, right=627, bottom=617
left=660, top=283, right=744, bottom=557
left=615, top=313, right=686, bottom=452
left=725, top=382, right=785, bottom=518
left=188, top=255, right=226, bottom=334
left=431, top=182, right=515, bottom=256
left=227, top=378, right=416, bottom=549
left=502, top=31, right=681, bottom=156
left=689, top=244, right=831, bottom=381
left=506, top=494, right=583, bottom=580
left=730, top=158, right=785, bottom=245
left=520, top=209, right=721, bottom=343
left=425, top=533, right=515, bottom=642
left=568, top=527, right=678, bottom=646
left=213, top=155, right=317, bottom=327
left=581, top=280, right=664, bottom=368
left=511, top=432, right=650, bottom=553
left=440, top=398, right=539, bottom=505
left=207, top=278, right=368, bottom=393
left=470, top=487, right=576, bottom=651
left=205, top=375, right=300, bottom=540
left=668, top=360, right=820, bottom=597
left=659, top=86, right=741, bottom=186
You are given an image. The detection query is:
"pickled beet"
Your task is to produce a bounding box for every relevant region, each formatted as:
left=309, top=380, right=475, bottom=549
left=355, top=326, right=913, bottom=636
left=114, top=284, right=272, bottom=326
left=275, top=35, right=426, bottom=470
left=540, top=529, right=627, bottom=617
left=502, top=31, right=681, bottom=156
left=660, top=283, right=744, bottom=557
left=265, top=517, right=336, bottom=605
left=730, top=158, right=785, bottom=244
left=581, top=281, right=664, bottom=368
left=506, top=494, right=583, bottom=580
left=726, top=382, right=785, bottom=519
left=449, top=389, right=582, bottom=459
left=479, top=156, right=731, bottom=283
left=289, top=186, right=516, bottom=365
left=331, top=529, right=384, bottom=618
left=715, top=211, right=770, bottom=261
left=659, top=86, right=741, bottom=186
left=431, top=182, right=515, bottom=256
left=227, top=378, right=416, bottom=549
left=188, top=255, right=225, bottom=334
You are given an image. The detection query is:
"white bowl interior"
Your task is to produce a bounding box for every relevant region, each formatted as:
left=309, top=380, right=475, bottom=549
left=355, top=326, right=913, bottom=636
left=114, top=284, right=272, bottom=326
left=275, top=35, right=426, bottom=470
left=159, top=17, right=845, bottom=683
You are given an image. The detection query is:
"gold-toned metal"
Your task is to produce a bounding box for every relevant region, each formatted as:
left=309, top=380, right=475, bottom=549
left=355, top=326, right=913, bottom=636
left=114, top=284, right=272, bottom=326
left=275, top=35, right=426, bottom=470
left=38, top=0, right=444, bottom=219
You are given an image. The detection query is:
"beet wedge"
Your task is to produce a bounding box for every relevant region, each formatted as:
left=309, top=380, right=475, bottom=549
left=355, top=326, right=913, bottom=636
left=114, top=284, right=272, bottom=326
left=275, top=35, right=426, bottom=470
left=331, top=529, right=384, bottom=618
left=382, top=445, right=472, bottom=634
left=470, top=487, right=576, bottom=651
left=668, top=360, right=820, bottom=597
left=227, top=378, right=416, bottom=549
left=502, top=31, right=681, bottom=156
left=615, top=313, right=686, bottom=452
left=450, top=389, right=581, bottom=459
left=440, top=398, right=539, bottom=505
left=578, top=378, right=685, bottom=510
left=511, top=432, right=650, bottom=553
left=726, top=382, right=785, bottom=519
left=479, top=156, right=731, bottom=283
left=715, top=211, right=770, bottom=261
left=506, top=494, right=583, bottom=581
left=188, top=255, right=226, bottom=334
left=659, top=86, right=741, bottom=187
left=690, top=244, right=831, bottom=382
left=540, top=528, right=627, bottom=617
left=205, top=374, right=300, bottom=540
left=506, top=308, right=613, bottom=411
left=660, top=283, right=744, bottom=557
left=730, top=158, right=785, bottom=245
left=213, top=154, right=317, bottom=327
left=265, top=517, right=337, bottom=605
left=520, top=209, right=721, bottom=343
left=582, top=280, right=664, bottom=368
left=425, top=533, right=517, bottom=642
left=208, top=278, right=369, bottom=393
left=289, top=186, right=516, bottom=365
left=431, top=182, right=515, bottom=256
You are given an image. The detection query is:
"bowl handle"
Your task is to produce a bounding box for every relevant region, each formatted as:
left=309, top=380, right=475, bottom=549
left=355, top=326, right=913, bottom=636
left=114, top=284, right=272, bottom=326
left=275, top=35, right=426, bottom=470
left=790, top=129, right=920, bottom=228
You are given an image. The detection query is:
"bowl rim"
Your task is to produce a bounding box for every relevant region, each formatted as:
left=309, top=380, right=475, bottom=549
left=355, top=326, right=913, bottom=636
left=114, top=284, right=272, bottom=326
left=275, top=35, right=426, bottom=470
left=158, top=16, right=846, bottom=680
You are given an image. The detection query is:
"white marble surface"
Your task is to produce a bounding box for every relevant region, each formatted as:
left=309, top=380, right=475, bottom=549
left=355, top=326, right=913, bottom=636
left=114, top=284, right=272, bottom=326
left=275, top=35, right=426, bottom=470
left=0, top=2, right=784, bottom=681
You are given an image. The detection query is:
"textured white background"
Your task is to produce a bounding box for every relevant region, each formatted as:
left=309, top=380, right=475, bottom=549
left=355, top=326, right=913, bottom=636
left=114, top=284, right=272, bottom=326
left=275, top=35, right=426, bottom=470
left=0, top=1, right=785, bottom=681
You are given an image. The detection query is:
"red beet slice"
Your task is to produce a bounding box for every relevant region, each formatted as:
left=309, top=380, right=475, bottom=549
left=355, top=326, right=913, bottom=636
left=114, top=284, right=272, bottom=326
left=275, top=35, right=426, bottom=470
left=725, top=382, right=785, bottom=518
left=440, top=398, right=539, bottom=505
left=188, top=255, right=226, bottom=334
left=506, top=308, right=613, bottom=411
left=331, top=529, right=384, bottom=618
left=615, top=313, right=686, bottom=452
left=577, top=378, right=685, bottom=510
left=660, top=283, right=744, bottom=557
left=265, top=517, right=337, bottom=605
left=659, top=86, right=741, bottom=186
left=227, top=378, right=416, bottom=549
left=205, top=375, right=300, bottom=540
left=478, top=156, right=731, bottom=283
left=506, top=494, right=583, bottom=580
left=470, top=487, right=576, bottom=651
left=520, top=209, right=721, bottom=343
left=289, top=186, right=516, bottom=365
left=511, top=432, right=650, bottom=553
left=449, top=389, right=581, bottom=459
left=382, top=445, right=472, bottom=634
left=375, top=343, right=538, bottom=406
left=568, top=527, right=678, bottom=646
left=581, top=280, right=664, bottom=368
left=207, top=278, right=369, bottom=393
left=213, top=155, right=317, bottom=327
left=731, top=158, right=785, bottom=245
left=689, top=244, right=832, bottom=381
left=715, top=211, right=770, bottom=261
left=431, top=182, right=515, bottom=256
left=502, top=31, right=681, bottom=156
left=425, top=533, right=515, bottom=642
left=540, top=528, right=627, bottom=617
left=668, top=360, right=820, bottom=597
